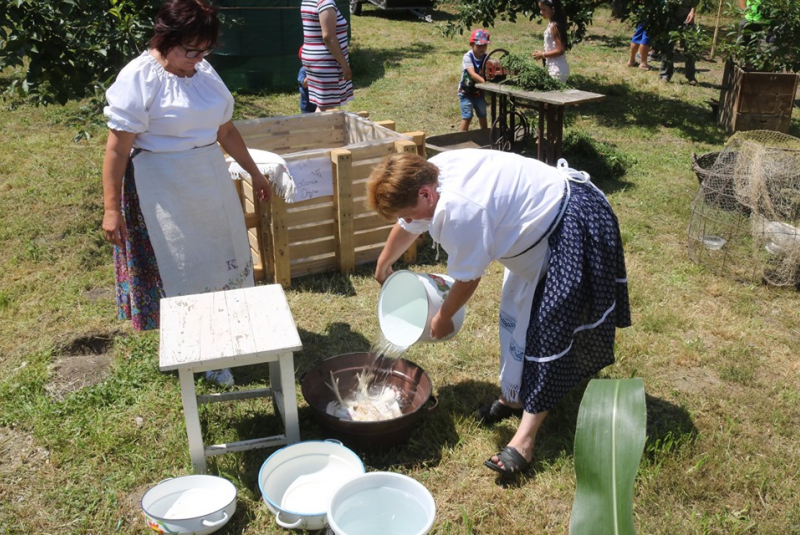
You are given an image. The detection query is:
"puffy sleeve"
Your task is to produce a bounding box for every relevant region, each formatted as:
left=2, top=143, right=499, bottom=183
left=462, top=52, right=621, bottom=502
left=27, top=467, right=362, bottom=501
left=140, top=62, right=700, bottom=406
left=398, top=218, right=430, bottom=235
left=104, top=57, right=159, bottom=133
left=430, top=197, right=495, bottom=281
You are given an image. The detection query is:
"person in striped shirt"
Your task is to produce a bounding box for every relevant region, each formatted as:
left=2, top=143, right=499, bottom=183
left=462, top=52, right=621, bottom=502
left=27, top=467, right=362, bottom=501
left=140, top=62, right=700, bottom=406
left=300, top=0, right=354, bottom=110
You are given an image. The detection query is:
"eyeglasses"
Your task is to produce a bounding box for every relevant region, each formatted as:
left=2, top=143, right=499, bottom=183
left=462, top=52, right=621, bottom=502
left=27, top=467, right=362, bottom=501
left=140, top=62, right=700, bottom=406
left=180, top=45, right=214, bottom=59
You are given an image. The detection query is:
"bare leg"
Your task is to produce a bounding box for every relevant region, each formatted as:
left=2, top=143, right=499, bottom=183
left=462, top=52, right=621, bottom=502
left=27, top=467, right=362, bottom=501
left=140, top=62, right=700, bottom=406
left=460, top=118, right=471, bottom=131
left=627, top=42, right=638, bottom=66
left=478, top=116, right=488, bottom=129
left=489, top=410, right=548, bottom=468
left=638, top=44, right=652, bottom=69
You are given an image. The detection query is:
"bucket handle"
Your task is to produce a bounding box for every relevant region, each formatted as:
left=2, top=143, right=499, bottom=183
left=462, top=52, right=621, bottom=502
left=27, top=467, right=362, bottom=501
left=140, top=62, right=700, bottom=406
left=202, top=512, right=229, bottom=528
left=425, top=395, right=439, bottom=412
left=275, top=511, right=305, bottom=529
left=324, top=438, right=343, bottom=445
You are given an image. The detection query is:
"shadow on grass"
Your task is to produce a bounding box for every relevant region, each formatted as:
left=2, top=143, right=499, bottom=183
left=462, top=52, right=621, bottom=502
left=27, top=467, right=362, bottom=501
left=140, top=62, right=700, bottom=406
left=570, top=73, right=730, bottom=146
left=352, top=3, right=456, bottom=23
left=585, top=33, right=631, bottom=50
left=351, top=42, right=436, bottom=89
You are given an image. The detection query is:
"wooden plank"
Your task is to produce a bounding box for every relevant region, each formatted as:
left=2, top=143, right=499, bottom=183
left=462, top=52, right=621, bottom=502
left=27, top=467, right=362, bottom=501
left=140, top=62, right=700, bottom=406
left=476, top=83, right=605, bottom=106
left=344, top=141, right=406, bottom=161
left=271, top=197, right=291, bottom=287
left=257, top=190, right=273, bottom=283
left=395, top=139, right=419, bottom=154
left=286, top=195, right=334, bottom=210
left=404, top=131, right=426, bottom=156
left=354, top=226, right=392, bottom=247
left=243, top=130, right=344, bottom=153
left=286, top=204, right=335, bottom=226
left=290, top=256, right=338, bottom=278
left=332, top=148, right=356, bottom=275
left=375, top=119, right=396, bottom=131
left=235, top=112, right=344, bottom=138
left=290, top=238, right=336, bottom=260
left=289, top=221, right=336, bottom=242
left=354, top=212, right=391, bottom=231
left=244, top=212, right=259, bottom=229
left=355, top=244, right=386, bottom=265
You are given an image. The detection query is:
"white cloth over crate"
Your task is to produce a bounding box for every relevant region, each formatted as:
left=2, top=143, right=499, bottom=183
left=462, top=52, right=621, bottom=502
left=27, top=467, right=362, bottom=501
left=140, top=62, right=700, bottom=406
left=226, top=149, right=297, bottom=203
left=132, top=144, right=254, bottom=297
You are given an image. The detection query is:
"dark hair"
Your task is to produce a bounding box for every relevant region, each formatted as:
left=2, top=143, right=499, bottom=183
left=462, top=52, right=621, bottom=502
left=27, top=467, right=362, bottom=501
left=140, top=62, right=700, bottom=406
left=149, top=0, right=220, bottom=57
left=539, top=0, right=569, bottom=50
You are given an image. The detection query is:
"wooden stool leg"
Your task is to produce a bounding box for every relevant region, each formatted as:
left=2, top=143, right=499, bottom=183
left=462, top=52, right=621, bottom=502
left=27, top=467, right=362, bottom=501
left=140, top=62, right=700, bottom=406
left=278, top=352, right=300, bottom=443
left=179, top=369, right=207, bottom=474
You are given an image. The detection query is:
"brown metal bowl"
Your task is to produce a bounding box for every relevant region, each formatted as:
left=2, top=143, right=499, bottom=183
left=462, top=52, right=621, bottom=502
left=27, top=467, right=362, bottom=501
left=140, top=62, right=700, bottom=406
left=300, top=353, right=436, bottom=450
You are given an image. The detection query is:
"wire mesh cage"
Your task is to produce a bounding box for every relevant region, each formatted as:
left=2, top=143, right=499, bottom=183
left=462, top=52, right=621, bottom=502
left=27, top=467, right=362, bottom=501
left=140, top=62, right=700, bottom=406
left=688, top=130, right=800, bottom=288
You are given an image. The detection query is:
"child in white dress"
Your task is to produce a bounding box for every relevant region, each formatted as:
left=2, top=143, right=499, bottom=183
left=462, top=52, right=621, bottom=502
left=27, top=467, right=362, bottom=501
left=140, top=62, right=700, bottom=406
left=532, top=0, right=570, bottom=83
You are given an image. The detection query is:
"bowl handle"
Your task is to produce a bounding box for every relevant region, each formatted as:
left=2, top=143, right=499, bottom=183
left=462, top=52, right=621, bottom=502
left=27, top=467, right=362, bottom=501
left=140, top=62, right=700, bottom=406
left=324, top=438, right=343, bottom=445
left=426, top=395, right=439, bottom=412
left=275, top=511, right=304, bottom=529
left=202, top=512, right=228, bottom=527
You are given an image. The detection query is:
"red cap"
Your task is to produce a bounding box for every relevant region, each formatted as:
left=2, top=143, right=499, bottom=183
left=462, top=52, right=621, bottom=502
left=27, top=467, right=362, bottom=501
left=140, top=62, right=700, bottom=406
left=470, top=29, right=490, bottom=45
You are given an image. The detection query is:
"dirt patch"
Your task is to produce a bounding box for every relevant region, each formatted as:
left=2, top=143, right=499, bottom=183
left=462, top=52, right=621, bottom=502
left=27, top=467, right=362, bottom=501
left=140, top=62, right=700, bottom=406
left=667, top=367, right=723, bottom=394
left=83, top=286, right=115, bottom=303
left=46, top=332, right=117, bottom=400
left=0, top=426, right=51, bottom=524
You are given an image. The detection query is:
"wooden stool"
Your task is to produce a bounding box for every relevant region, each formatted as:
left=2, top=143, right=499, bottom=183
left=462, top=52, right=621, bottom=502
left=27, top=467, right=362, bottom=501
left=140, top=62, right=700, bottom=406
left=159, top=285, right=302, bottom=473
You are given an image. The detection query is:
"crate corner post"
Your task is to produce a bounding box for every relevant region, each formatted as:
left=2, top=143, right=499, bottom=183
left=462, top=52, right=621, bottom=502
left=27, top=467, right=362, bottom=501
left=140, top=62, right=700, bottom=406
left=331, top=148, right=356, bottom=276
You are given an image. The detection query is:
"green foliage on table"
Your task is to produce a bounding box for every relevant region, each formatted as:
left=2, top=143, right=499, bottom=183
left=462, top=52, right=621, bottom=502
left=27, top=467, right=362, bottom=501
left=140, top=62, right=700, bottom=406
left=500, top=52, right=568, bottom=92
left=570, top=378, right=646, bottom=535
left=0, top=0, right=158, bottom=105
left=444, top=0, right=604, bottom=48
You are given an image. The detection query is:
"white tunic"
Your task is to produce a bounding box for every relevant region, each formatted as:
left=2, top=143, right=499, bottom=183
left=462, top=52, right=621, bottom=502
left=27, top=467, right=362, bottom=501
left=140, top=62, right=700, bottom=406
left=104, top=52, right=234, bottom=152
left=399, top=149, right=568, bottom=402
left=544, top=23, right=570, bottom=83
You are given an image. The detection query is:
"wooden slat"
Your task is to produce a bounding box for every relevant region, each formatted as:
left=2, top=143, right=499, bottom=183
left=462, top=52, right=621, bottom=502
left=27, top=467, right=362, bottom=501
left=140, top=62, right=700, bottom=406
left=286, top=204, right=335, bottom=226
left=271, top=197, right=291, bottom=287
left=404, top=131, right=426, bottom=156
left=289, top=221, right=336, bottom=242
left=243, top=130, right=344, bottom=154
left=375, top=119, right=395, bottom=131
left=353, top=212, right=391, bottom=231
left=290, top=238, right=336, bottom=260
left=345, top=142, right=405, bottom=161
left=286, top=195, right=334, bottom=210
left=332, top=149, right=355, bottom=275
left=355, top=244, right=385, bottom=264
left=235, top=112, right=344, bottom=137
left=290, top=256, right=338, bottom=278
left=395, top=139, right=418, bottom=154
left=354, top=227, right=392, bottom=247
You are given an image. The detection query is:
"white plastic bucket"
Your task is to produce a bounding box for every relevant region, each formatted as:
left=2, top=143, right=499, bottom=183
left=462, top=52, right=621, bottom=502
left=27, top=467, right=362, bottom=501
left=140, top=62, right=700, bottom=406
left=378, top=270, right=466, bottom=347
left=326, top=472, right=436, bottom=535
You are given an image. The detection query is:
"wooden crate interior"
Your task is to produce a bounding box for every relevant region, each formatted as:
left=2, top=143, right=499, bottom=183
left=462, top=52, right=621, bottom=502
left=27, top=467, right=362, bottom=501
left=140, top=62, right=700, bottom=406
left=233, top=111, right=425, bottom=286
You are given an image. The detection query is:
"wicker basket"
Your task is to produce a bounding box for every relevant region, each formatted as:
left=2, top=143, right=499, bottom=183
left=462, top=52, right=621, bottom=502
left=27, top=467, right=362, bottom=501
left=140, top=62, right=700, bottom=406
left=692, top=151, right=748, bottom=213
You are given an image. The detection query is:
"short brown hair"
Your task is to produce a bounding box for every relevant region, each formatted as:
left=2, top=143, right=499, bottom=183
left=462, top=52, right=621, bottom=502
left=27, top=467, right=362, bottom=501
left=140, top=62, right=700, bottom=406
left=366, top=153, right=439, bottom=221
left=149, top=0, right=220, bottom=58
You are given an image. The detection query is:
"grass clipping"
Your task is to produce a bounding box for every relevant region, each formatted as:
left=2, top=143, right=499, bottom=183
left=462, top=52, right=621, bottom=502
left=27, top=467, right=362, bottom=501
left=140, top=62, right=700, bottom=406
left=500, top=52, right=569, bottom=92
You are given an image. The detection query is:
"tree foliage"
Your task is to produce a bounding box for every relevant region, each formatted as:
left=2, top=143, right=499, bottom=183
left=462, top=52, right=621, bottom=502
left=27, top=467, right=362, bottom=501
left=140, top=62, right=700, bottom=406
left=445, top=0, right=607, bottom=48
left=0, top=0, right=158, bottom=105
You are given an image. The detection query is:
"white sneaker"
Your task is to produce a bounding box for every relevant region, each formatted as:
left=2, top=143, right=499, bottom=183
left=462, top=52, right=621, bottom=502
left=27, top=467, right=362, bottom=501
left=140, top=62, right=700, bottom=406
left=205, top=368, right=234, bottom=387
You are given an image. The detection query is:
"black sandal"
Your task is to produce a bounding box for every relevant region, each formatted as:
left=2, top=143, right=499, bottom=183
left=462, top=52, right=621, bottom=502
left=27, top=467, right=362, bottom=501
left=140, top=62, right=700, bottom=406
left=484, top=446, right=531, bottom=477
left=474, top=399, right=523, bottom=426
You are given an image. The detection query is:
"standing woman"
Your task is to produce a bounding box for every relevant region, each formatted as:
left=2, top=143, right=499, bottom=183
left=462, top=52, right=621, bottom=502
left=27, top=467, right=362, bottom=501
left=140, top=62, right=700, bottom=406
left=300, top=0, right=354, bottom=111
left=102, top=0, right=272, bottom=386
left=533, top=0, right=570, bottom=83
left=368, top=150, right=630, bottom=477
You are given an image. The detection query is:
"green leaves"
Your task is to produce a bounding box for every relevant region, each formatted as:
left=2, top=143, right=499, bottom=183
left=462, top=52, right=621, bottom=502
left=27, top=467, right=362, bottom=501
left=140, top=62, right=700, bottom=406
left=570, top=378, right=646, bottom=535
left=0, top=0, right=159, bottom=105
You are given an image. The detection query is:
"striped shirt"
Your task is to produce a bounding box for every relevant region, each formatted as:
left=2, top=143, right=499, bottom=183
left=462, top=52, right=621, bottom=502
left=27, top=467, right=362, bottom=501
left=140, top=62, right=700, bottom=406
left=300, top=0, right=353, bottom=107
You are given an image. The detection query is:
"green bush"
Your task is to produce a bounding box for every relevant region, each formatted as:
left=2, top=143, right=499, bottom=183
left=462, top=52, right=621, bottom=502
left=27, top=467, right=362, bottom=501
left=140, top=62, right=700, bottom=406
left=500, top=52, right=569, bottom=92
left=0, top=0, right=158, bottom=105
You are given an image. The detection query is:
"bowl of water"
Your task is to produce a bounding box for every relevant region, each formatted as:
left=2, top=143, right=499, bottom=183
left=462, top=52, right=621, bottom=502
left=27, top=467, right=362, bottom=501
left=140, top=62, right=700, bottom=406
left=326, top=472, right=435, bottom=535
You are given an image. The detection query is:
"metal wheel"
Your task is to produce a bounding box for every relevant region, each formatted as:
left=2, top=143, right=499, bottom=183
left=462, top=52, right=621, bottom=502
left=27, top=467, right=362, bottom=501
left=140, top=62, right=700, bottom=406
left=350, top=0, right=362, bottom=15
left=490, top=110, right=529, bottom=153
left=481, top=48, right=510, bottom=83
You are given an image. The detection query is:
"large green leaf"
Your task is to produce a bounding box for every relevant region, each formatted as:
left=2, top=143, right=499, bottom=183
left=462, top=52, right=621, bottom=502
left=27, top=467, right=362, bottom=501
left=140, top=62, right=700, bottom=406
left=570, top=378, right=646, bottom=535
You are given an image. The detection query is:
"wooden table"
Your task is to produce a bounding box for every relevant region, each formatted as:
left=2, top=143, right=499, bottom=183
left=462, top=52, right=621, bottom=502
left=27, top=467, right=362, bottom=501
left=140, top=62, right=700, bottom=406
left=476, top=83, right=605, bottom=164
left=160, top=285, right=302, bottom=473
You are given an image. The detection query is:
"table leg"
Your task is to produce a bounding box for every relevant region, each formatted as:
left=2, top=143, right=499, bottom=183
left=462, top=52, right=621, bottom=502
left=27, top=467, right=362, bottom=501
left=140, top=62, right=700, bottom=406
left=178, top=369, right=207, bottom=474
left=554, top=106, right=565, bottom=162
left=537, top=103, right=545, bottom=162
left=278, top=352, right=300, bottom=443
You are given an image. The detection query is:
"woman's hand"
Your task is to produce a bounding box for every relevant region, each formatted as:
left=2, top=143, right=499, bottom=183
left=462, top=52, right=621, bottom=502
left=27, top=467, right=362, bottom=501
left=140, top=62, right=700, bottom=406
left=374, top=263, right=393, bottom=285
left=102, top=209, right=127, bottom=247
left=430, top=311, right=455, bottom=340
left=341, top=63, right=352, bottom=81
left=252, top=172, right=271, bottom=201
left=533, top=50, right=544, bottom=60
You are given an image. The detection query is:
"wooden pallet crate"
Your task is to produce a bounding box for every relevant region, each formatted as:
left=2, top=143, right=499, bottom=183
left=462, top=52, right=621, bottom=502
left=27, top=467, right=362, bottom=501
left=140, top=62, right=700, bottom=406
left=718, top=61, right=798, bottom=134
left=233, top=111, right=426, bottom=287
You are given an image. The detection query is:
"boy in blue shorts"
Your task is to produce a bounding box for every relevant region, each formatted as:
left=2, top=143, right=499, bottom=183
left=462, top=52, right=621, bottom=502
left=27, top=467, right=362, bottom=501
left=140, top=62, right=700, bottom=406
left=458, top=29, right=490, bottom=132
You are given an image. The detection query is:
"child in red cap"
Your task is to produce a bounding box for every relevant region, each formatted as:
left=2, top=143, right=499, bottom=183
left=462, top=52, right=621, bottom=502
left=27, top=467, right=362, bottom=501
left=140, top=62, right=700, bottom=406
left=458, top=29, right=490, bottom=132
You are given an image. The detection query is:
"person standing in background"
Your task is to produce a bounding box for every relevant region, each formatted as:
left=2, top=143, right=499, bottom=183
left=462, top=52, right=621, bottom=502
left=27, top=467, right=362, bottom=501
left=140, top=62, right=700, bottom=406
left=297, top=46, right=317, bottom=113
left=659, top=0, right=698, bottom=85
left=458, top=29, right=490, bottom=132
left=627, top=23, right=654, bottom=70
left=300, top=0, right=353, bottom=111
left=532, top=0, right=570, bottom=83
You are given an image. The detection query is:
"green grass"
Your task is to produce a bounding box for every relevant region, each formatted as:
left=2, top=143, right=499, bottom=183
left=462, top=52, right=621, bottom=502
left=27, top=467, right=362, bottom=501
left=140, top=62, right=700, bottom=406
left=2, top=3, right=800, bottom=534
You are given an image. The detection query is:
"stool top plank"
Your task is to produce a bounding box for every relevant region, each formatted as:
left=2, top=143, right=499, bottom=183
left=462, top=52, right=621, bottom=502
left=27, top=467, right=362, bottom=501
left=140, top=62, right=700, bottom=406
left=159, top=285, right=302, bottom=372
left=475, top=83, right=605, bottom=106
